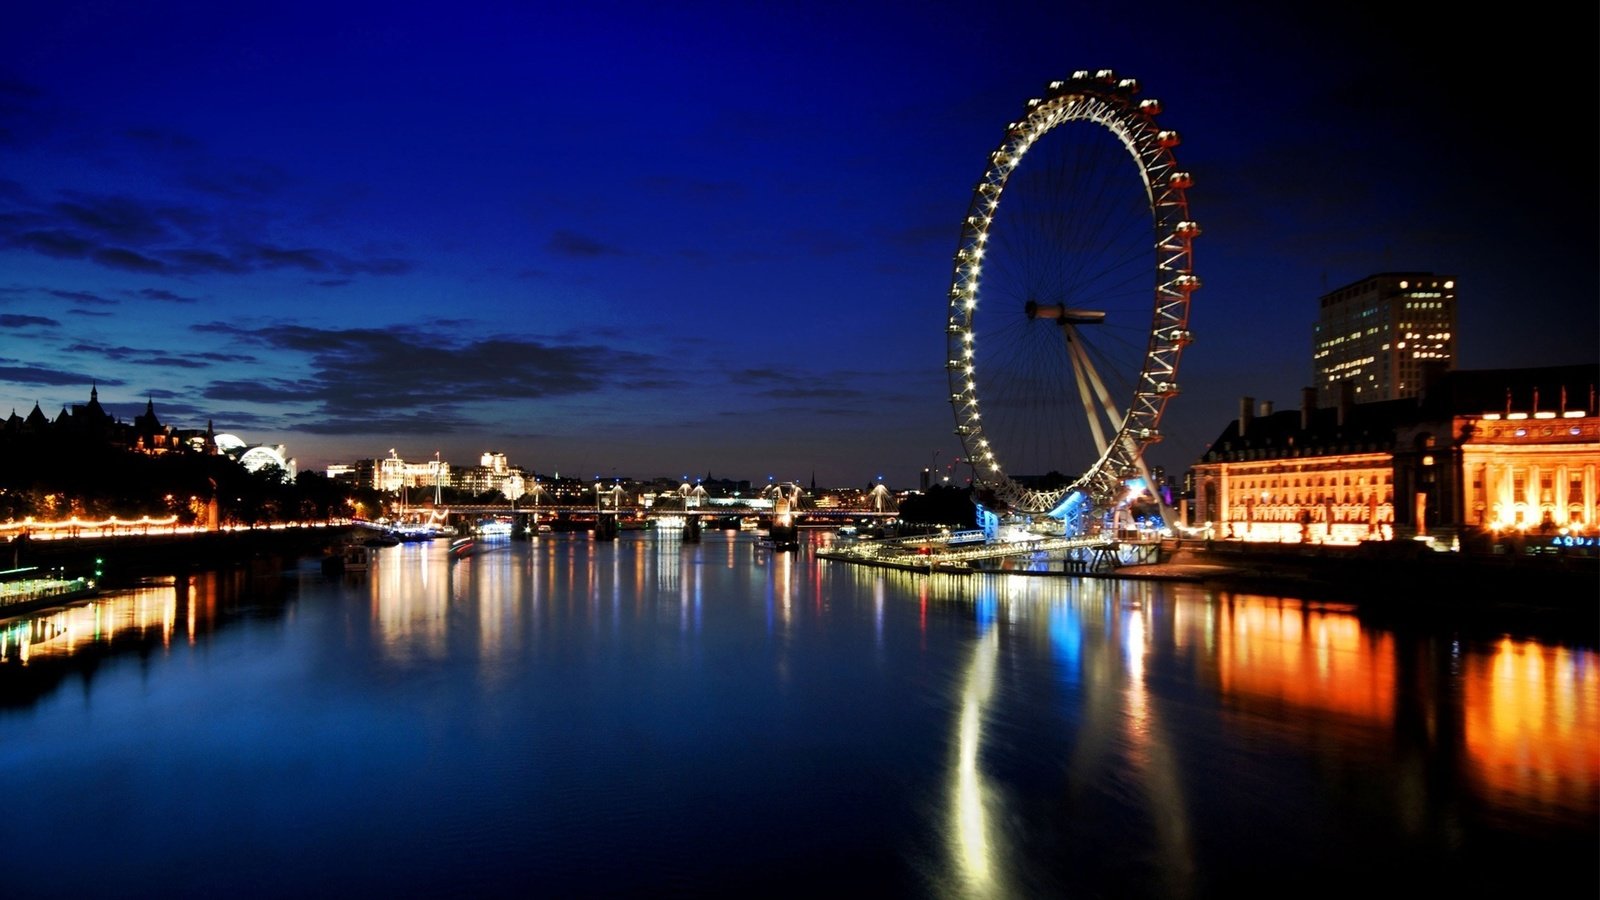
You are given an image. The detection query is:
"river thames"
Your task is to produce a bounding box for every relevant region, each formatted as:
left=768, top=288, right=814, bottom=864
left=1, top=529, right=1595, bottom=898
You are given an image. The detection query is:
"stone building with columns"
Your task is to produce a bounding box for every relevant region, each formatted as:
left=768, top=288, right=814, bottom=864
left=1190, top=365, right=1598, bottom=548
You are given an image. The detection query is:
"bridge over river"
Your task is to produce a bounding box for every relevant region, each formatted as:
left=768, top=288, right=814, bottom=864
left=392, top=502, right=899, bottom=524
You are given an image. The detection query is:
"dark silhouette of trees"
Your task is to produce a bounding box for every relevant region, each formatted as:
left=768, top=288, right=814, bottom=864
left=0, top=432, right=363, bottom=524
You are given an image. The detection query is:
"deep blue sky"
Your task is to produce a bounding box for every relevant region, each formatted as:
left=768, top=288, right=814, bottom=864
left=3, top=2, right=1594, bottom=488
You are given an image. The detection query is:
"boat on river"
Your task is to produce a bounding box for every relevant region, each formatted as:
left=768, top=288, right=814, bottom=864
left=476, top=519, right=513, bottom=538
left=757, top=532, right=800, bottom=552
left=321, top=543, right=371, bottom=576
left=342, top=544, right=370, bottom=571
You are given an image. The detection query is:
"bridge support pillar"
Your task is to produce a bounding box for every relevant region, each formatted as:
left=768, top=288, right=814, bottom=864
left=1089, top=544, right=1120, bottom=572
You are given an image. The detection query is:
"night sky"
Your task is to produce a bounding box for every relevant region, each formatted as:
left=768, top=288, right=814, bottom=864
left=3, top=2, right=1594, bottom=488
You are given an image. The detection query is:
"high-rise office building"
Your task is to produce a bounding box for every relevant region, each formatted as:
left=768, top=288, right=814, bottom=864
left=1312, top=273, right=1456, bottom=405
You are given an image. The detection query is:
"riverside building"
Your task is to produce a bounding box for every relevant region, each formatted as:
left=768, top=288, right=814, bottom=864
left=1189, top=365, right=1599, bottom=547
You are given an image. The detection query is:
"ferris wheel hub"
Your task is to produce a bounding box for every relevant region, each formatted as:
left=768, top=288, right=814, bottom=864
left=1025, top=300, right=1107, bottom=324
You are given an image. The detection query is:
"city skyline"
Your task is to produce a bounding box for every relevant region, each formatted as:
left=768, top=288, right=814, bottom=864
left=3, top=3, right=1595, bottom=488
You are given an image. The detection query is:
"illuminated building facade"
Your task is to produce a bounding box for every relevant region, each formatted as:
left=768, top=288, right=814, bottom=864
left=358, top=450, right=451, bottom=493
left=1313, top=272, right=1456, bottom=406
left=1192, top=366, right=1599, bottom=545
left=215, top=433, right=296, bottom=479
left=454, top=451, right=527, bottom=500
left=342, top=450, right=538, bottom=499
left=1425, top=388, right=1600, bottom=534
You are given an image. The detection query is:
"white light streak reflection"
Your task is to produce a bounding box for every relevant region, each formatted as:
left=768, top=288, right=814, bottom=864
left=372, top=546, right=449, bottom=661
left=947, top=626, right=1006, bottom=897
left=874, top=576, right=885, bottom=649
left=1118, top=585, right=1197, bottom=897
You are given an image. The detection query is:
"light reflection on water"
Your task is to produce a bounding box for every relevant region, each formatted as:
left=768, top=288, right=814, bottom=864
left=0, top=568, right=268, bottom=666
left=0, top=531, right=1593, bottom=896
left=949, top=626, right=1001, bottom=898
left=1465, top=637, right=1599, bottom=815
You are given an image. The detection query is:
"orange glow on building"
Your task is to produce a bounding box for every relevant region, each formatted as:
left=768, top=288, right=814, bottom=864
left=1195, top=451, right=1394, bottom=544
left=1460, top=414, right=1600, bottom=532
left=1191, top=366, right=1599, bottom=545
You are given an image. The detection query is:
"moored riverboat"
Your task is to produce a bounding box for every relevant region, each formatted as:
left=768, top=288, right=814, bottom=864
left=756, top=532, right=800, bottom=552
left=0, top=566, right=99, bottom=617
left=321, top=542, right=371, bottom=576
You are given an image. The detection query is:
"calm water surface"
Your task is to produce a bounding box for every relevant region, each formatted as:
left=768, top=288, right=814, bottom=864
left=1, top=530, right=1595, bottom=898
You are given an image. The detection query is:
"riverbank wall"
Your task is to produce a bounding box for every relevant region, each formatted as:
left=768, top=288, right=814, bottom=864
left=820, top=537, right=1596, bottom=642
left=4, top=526, right=356, bottom=585
left=1145, top=539, right=1598, bottom=639
left=1157, top=538, right=1596, bottom=594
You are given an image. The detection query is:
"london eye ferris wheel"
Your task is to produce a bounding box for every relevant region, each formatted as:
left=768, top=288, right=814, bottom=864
left=945, top=70, right=1197, bottom=529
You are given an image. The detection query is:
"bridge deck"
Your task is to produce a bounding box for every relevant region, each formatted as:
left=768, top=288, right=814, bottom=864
left=395, top=504, right=895, bottom=518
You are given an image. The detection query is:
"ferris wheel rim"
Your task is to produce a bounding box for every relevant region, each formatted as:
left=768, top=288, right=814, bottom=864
left=945, top=71, right=1197, bottom=517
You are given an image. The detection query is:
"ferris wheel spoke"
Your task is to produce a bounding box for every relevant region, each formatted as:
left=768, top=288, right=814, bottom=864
left=1062, top=325, right=1127, bottom=455
left=1065, top=329, right=1111, bottom=459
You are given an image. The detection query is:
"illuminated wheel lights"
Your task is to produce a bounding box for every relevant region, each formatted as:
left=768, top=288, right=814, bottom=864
left=944, top=71, right=1196, bottom=524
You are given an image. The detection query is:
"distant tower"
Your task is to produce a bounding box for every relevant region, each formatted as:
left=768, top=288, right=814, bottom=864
left=1311, top=272, right=1457, bottom=406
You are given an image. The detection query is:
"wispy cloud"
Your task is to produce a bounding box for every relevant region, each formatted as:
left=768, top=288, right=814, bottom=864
left=129, top=287, right=201, bottom=303
left=0, top=189, right=416, bottom=278
left=547, top=229, right=623, bottom=258
left=45, top=288, right=117, bottom=305
left=0, top=361, right=122, bottom=387
left=64, top=342, right=256, bottom=368
left=0, top=314, right=59, bottom=328
left=192, top=322, right=672, bottom=434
